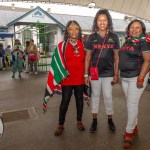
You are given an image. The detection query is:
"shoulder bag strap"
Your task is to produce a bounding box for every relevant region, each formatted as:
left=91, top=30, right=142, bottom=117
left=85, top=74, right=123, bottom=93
left=91, top=34, right=107, bottom=67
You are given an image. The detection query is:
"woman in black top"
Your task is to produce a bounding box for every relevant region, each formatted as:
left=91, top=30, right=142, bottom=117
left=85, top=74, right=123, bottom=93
left=84, top=9, right=120, bottom=133
left=119, top=20, right=150, bottom=148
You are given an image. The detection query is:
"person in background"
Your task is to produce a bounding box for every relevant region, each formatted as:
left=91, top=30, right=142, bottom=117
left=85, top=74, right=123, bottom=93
left=27, top=39, right=38, bottom=75
left=11, top=39, right=24, bottom=78
left=24, top=41, right=30, bottom=73
left=82, top=35, right=88, bottom=46
left=54, top=20, right=85, bottom=136
left=2, top=46, right=6, bottom=70
left=0, top=43, right=5, bottom=71
left=5, top=45, right=11, bottom=67
left=84, top=9, right=120, bottom=133
left=119, top=19, right=150, bottom=148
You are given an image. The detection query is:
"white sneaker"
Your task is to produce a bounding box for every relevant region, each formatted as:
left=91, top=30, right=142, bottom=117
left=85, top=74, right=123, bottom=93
left=29, top=72, right=33, bottom=75
left=35, top=72, right=38, bottom=75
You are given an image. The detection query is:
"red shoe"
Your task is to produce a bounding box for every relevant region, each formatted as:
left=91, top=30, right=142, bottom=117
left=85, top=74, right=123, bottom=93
left=133, top=126, right=138, bottom=136
left=54, top=125, right=64, bottom=136
left=123, top=132, right=134, bottom=149
left=77, top=121, right=85, bottom=131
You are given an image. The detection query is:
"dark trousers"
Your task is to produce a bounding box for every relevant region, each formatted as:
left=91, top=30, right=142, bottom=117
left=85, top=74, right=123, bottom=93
left=2, top=56, right=5, bottom=68
left=29, top=60, right=37, bottom=72
left=59, top=84, right=84, bottom=125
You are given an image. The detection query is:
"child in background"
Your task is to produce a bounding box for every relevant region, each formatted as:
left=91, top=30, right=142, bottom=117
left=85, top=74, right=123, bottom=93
left=11, top=39, right=24, bottom=78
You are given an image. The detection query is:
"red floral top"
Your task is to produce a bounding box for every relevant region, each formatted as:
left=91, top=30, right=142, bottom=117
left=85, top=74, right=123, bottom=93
left=61, top=40, right=85, bottom=86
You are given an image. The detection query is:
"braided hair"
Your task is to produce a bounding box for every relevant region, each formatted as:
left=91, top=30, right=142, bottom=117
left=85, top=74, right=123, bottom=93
left=92, top=9, right=114, bottom=33
left=64, top=20, right=82, bottom=42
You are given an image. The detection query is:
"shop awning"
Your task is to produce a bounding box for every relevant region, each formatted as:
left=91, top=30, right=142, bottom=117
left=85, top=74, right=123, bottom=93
left=0, top=33, right=14, bottom=38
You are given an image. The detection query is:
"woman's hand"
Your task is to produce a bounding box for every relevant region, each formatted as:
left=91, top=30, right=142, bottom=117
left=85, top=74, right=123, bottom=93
left=137, top=51, right=150, bottom=88
left=137, top=81, right=144, bottom=89
left=84, top=77, right=90, bottom=86
left=112, top=75, right=119, bottom=85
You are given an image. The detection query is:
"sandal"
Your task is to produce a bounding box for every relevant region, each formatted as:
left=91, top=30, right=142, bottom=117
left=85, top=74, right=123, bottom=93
left=123, top=132, right=134, bottom=149
left=123, top=126, right=138, bottom=137
left=77, top=121, right=85, bottom=131
left=54, top=125, right=64, bottom=136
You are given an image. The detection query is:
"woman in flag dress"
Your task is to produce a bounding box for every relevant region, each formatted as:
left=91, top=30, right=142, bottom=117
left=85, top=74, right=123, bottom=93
left=54, top=20, right=85, bottom=136
left=118, top=20, right=150, bottom=148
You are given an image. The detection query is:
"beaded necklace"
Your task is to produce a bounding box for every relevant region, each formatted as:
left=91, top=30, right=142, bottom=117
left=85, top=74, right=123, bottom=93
left=69, top=39, right=80, bottom=55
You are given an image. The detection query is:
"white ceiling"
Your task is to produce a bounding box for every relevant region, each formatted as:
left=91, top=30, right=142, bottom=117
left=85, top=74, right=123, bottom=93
left=0, top=0, right=150, bottom=21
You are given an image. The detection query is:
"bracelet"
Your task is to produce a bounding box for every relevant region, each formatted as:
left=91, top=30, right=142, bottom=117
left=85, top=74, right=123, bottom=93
left=137, top=77, right=144, bottom=82
left=114, top=74, right=119, bottom=76
left=84, top=74, right=88, bottom=77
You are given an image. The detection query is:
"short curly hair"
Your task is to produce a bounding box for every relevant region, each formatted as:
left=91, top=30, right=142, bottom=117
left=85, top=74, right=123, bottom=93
left=92, top=9, right=113, bottom=33
left=64, top=20, right=82, bottom=41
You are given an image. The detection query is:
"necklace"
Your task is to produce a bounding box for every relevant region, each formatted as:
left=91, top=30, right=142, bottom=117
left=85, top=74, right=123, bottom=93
left=69, top=39, right=80, bottom=55
left=69, top=39, right=77, bottom=46
left=99, top=33, right=105, bottom=38
left=97, top=30, right=108, bottom=38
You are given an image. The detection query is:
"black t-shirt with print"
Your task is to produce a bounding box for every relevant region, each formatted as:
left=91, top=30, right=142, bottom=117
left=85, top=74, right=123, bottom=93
left=119, top=40, right=150, bottom=78
left=85, top=32, right=120, bottom=77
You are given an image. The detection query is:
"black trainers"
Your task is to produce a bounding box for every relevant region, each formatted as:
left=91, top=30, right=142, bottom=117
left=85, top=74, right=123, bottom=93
left=108, top=119, right=116, bottom=133
left=90, top=121, right=97, bottom=133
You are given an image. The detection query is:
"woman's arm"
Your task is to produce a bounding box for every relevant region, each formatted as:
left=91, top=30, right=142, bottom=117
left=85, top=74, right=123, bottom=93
left=12, top=46, right=17, bottom=53
left=27, top=45, right=30, bottom=54
left=34, top=44, right=38, bottom=54
left=30, top=45, right=38, bottom=54
left=20, top=46, right=24, bottom=53
left=137, top=52, right=150, bottom=88
left=113, top=50, right=119, bottom=84
left=27, top=45, right=35, bottom=54
left=84, top=50, right=91, bottom=86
